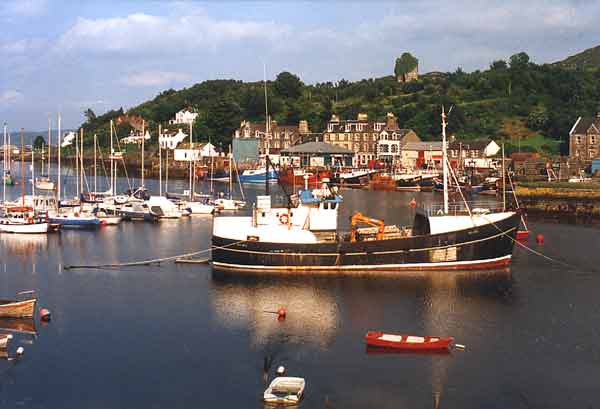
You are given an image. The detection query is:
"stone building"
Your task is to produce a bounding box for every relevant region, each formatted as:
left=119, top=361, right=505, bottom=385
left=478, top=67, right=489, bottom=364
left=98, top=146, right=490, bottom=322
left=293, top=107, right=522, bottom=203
left=233, top=119, right=309, bottom=155
left=323, top=112, right=418, bottom=166
left=569, top=113, right=600, bottom=160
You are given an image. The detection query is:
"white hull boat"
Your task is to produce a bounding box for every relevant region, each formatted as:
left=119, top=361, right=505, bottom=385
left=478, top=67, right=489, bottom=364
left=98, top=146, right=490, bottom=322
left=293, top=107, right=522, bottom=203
left=263, top=377, right=305, bottom=405
left=213, top=198, right=245, bottom=211
left=184, top=201, right=215, bottom=215
left=0, top=221, right=50, bottom=234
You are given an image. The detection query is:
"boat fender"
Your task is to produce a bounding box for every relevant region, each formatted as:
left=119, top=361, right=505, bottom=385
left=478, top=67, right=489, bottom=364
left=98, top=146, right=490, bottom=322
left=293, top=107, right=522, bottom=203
left=27, top=216, right=34, bottom=224
left=276, top=366, right=285, bottom=375
left=277, top=307, right=286, bottom=320
left=536, top=234, right=544, bottom=245
left=454, top=343, right=466, bottom=350
left=39, top=308, right=52, bottom=321
left=16, top=346, right=24, bottom=356
left=278, top=214, right=289, bottom=225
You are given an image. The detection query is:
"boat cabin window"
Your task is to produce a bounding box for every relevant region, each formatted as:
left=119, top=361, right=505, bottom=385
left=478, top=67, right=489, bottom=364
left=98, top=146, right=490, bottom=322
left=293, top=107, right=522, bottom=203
left=331, top=202, right=337, bottom=210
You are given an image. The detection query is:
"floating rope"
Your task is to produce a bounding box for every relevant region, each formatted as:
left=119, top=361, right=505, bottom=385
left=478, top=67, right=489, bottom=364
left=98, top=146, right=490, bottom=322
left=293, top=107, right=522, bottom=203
left=64, top=240, right=243, bottom=270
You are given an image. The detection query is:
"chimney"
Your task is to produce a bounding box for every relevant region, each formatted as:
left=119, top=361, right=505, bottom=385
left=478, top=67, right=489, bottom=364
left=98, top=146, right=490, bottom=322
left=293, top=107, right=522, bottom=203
left=298, top=120, right=309, bottom=134
left=386, top=112, right=398, bottom=129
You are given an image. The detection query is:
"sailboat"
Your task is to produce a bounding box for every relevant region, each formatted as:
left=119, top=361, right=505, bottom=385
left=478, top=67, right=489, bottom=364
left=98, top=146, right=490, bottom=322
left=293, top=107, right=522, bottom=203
left=2, top=125, right=14, bottom=186
left=35, top=118, right=55, bottom=191
left=212, top=146, right=246, bottom=211
left=211, top=107, right=520, bottom=272
left=0, top=129, right=50, bottom=234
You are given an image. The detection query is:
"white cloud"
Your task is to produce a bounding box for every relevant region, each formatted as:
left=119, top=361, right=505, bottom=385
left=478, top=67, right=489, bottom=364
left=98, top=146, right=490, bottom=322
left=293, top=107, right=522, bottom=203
left=0, top=90, right=24, bottom=106
left=123, top=70, right=191, bottom=87
left=0, top=0, right=47, bottom=17
left=1, top=38, right=44, bottom=54
left=57, top=11, right=290, bottom=55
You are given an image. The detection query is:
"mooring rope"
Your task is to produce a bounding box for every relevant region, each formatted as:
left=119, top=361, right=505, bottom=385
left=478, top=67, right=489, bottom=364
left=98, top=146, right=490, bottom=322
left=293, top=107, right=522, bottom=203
left=64, top=240, right=244, bottom=270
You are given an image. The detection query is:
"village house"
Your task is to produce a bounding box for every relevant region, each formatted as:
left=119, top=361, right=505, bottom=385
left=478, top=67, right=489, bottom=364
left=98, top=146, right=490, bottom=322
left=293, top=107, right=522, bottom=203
left=569, top=112, right=600, bottom=160
left=447, top=138, right=501, bottom=169
left=397, top=141, right=443, bottom=169
left=159, top=128, right=188, bottom=150
left=173, top=142, right=218, bottom=162
left=233, top=119, right=310, bottom=155
left=169, top=108, right=198, bottom=126
left=121, top=130, right=151, bottom=145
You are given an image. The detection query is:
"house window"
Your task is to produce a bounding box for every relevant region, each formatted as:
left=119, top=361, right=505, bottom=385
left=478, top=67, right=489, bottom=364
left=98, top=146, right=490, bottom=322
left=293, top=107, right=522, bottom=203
left=340, top=134, right=346, bottom=141
left=591, top=135, right=597, bottom=145
left=576, top=136, right=582, bottom=145
left=372, top=133, right=378, bottom=141
left=391, top=144, right=398, bottom=153
left=354, top=133, right=360, bottom=141
left=380, top=144, right=389, bottom=153
left=363, top=143, right=368, bottom=151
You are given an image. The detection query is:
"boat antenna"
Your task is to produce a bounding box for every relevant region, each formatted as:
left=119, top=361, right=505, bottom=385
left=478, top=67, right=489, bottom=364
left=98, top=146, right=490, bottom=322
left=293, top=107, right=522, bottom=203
left=263, top=62, right=270, bottom=196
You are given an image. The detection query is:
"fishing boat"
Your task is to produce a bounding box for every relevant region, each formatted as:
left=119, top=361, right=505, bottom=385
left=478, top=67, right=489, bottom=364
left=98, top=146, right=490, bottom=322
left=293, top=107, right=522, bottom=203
left=0, top=291, right=37, bottom=318
left=263, top=377, right=305, bottom=405
left=239, top=167, right=279, bottom=184
left=278, top=168, right=331, bottom=187
left=0, top=206, right=50, bottom=233
left=211, top=108, right=521, bottom=273
left=331, top=168, right=378, bottom=187
left=364, top=331, right=454, bottom=350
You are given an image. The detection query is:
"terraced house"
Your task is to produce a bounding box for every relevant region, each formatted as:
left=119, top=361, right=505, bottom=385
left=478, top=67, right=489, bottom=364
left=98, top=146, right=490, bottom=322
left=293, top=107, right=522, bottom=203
left=569, top=112, right=600, bottom=160
left=322, top=112, right=418, bottom=166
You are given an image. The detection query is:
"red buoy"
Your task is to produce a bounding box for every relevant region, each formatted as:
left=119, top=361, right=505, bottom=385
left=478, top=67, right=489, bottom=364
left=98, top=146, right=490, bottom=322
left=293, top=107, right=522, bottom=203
left=277, top=307, right=286, bottom=320
left=536, top=234, right=544, bottom=244
left=39, top=308, right=51, bottom=321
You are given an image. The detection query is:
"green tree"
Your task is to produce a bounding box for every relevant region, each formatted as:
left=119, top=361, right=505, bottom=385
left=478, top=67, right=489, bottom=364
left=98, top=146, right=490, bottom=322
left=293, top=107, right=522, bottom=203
left=204, top=97, right=242, bottom=147
left=394, top=52, right=418, bottom=78
left=509, top=52, right=531, bottom=70
left=273, top=72, right=304, bottom=99
left=527, top=104, right=549, bottom=130
left=33, top=135, right=46, bottom=150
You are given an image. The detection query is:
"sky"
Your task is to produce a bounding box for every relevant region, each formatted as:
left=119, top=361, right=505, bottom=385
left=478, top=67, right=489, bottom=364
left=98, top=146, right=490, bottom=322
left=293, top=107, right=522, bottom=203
left=1, top=0, right=599, bottom=131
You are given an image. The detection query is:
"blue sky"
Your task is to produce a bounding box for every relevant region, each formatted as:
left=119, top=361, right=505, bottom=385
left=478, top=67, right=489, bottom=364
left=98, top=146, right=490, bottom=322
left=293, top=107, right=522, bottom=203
left=1, top=0, right=599, bottom=131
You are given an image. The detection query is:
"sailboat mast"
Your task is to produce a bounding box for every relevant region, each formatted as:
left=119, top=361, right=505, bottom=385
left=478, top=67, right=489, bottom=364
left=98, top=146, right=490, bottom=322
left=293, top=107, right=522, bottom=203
left=189, top=121, right=193, bottom=200
left=3, top=123, right=6, bottom=205
left=441, top=107, right=449, bottom=214
left=58, top=114, right=61, bottom=202
left=165, top=148, right=169, bottom=194
left=158, top=124, right=162, bottom=196
left=141, top=120, right=145, bottom=188
left=80, top=127, right=84, bottom=195
left=31, top=144, right=35, bottom=198
left=229, top=145, right=232, bottom=200
left=110, top=120, right=114, bottom=195
left=502, top=143, right=506, bottom=211
left=47, top=116, right=51, bottom=177
left=20, top=128, right=24, bottom=206
left=94, top=133, right=97, bottom=194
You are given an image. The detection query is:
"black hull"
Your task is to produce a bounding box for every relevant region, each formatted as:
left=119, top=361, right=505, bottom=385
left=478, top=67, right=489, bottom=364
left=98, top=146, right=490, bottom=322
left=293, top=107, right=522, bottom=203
left=212, top=213, right=521, bottom=273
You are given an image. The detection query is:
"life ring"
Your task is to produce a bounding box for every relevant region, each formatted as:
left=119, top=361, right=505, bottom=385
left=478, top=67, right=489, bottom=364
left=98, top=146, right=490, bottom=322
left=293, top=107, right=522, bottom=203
left=279, top=213, right=290, bottom=225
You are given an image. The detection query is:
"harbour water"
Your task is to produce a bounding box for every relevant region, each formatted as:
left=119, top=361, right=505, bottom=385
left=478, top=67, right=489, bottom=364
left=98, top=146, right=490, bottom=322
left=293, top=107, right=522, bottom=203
left=0, top=172, right=599, bottom=408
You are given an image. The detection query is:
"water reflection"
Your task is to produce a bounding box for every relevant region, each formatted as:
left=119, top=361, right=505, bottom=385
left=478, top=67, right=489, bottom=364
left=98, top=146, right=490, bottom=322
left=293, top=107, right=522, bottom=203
left=211, top=272, right=340, bottom=350
left=0, top=234, right=47, bottom=257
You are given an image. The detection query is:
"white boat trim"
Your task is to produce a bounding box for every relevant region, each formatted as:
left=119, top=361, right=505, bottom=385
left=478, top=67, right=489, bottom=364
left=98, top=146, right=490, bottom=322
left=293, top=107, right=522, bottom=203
left=212, top=254, right=512, bottom=272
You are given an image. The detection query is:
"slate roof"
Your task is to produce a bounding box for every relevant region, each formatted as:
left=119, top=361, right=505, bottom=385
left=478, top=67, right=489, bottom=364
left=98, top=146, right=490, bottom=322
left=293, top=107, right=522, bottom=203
left=281, top=141, right=353, bottom=155
left=570, top=116, right=600, bottom=135
left=448, top=139, right=491, bottom=151
left=401, top=141, right=443, bottom=151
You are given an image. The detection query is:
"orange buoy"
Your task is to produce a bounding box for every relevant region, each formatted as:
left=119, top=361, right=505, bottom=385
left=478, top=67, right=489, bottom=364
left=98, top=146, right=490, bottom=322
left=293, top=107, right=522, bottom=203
left=39, top=308, right=51, bottom=321
left=409, top=198, right=417, bottom=209
left=536, top=234, right=544, bottom=244
left=277, top=307, right=286, bottom=320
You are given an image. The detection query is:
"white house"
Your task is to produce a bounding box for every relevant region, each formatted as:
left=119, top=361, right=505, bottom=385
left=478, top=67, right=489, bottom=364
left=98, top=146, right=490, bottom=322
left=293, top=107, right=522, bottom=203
left=199, top=142, right=218, bottom=157
left=174, top=147, right=201, bottom=162
left=160, top=129, right=187, bottom=150
left=169, top=108, right=198, bottom=126
left=121, top=130, right=151, bottom=145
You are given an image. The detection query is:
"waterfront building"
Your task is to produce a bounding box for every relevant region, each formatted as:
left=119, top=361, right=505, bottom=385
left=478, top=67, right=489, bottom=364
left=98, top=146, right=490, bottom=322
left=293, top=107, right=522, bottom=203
left=397, top=141, right=443, bottom=169
left=569, top=112, right=600, bottom=160
left=169, top=108, right=198, bottom=126
left=280, top=141, right=353, bottom=167
left=233, top=119, right=310, bottom=156
left=448, top=138, right=500, bottom=169
left=174, top=142, right=201, bottom=162
left=120, top=130, right=150, bottom=145
left=159, top=128, right=187, bottom=150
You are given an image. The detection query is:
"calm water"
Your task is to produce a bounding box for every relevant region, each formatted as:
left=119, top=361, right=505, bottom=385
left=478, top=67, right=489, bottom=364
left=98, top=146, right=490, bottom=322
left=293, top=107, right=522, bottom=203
left=0, top=168, right=599, bottom=409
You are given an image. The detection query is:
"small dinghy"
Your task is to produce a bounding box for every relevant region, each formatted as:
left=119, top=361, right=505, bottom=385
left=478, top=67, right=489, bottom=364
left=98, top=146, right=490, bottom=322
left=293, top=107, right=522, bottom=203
left=365, top=331, right=454, bottom=350
left=516, top=230, right=529, bottom=240
left=0, top=291, right=37, bottom=318
left=0, top=333, right=12, bottom=349
left=263, top=377, right=305, bottom=405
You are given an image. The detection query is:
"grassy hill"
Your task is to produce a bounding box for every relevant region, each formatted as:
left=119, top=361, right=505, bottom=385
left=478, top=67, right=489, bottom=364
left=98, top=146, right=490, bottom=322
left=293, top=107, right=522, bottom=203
left=79, top=49, right=600, bottom=156
left=553, top=45, right=600, bottom=70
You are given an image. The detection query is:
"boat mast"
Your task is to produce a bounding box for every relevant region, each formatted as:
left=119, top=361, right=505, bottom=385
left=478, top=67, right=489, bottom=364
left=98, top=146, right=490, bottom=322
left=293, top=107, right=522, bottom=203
left=188, top=121, right=193, bottom=200
left=20, top=128, right=24, bottom=206
left=110, top=120, right=114, bottom=195
left=502, top=142, right=506, bottom=211
left=441, top=107, right=449, bottom=214
left=165, top=148, right=169, bottom=194
left=229, top=145, right=232, bottom=200
left=94, top=133, right=97, bottom=194
left=31, top=143, right=35, bottom=198
left=47, top=116, right=51, bottom=177
left=80, top=127, right=84, bottom=196
left=3, top=123, right=6, bottom=205
left=263, top=63, right=270, bottom=196
left=58, top=114, right=61, bottom=202
left=141, top=119, right=145, bottom=188
left=158, top=124, right=162, bottom=196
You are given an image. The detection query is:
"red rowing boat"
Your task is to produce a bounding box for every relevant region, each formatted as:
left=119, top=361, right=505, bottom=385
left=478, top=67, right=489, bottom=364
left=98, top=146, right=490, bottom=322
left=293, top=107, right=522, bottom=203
left=516, top=230, right=529, bottom=240
left=365, top=331, right=454, bottom=350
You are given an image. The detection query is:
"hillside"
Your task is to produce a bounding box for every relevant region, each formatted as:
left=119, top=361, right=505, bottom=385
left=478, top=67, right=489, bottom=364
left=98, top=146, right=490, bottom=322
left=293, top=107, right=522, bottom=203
left=553, top=45, right=600, bottom=70
left=79, top=50, right=600, bottom=156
